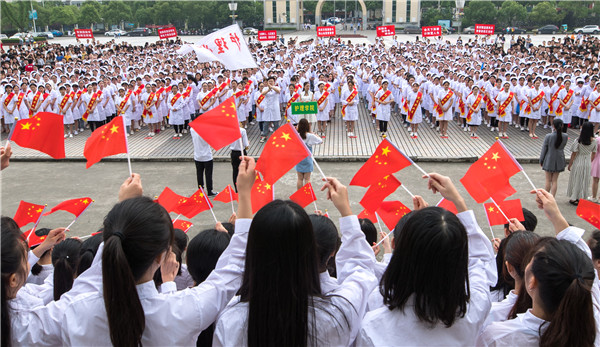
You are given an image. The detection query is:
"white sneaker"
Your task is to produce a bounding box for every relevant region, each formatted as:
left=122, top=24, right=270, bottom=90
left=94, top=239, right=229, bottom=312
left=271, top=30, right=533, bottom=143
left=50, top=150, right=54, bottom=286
left=73, top=131, right=78, bottom=135
left=64, top=134, right=68, bottom=138
left=148, top=132, right=153, bottom=136
left=464, top=126, right=468, bottom=132
left=69, top=133, right=73, bottom=138
left=183, top=129, right=188, bottom=134
left=487, top=123, right=491, bottom=128
left=161, top=126, right=165, bottom=131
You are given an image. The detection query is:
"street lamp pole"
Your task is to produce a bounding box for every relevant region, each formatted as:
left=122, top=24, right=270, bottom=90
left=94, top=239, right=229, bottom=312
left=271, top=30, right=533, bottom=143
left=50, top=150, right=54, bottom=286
left=228, top=2, right=238, bottom=25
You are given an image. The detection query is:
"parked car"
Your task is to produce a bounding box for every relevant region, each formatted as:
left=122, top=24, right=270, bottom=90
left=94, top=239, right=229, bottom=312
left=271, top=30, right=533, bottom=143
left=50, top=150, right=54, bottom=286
left=9, top=33, right=26, bottom=39
left=105, top=29, right=127, bottom=37
left=403, top=25, right=421, bottom=34
left=32, top=32, right=53, bottom=39
left=505, top=27, right=527, bottom=34
left=574, top=25, right=600, bottom=34
left=442, top=27, right=456, bottom=34
left=243, top=27, right=258, bottom=35
left=50, top=30, right=63, bottom=37
left=0, top=34, right=7, bottom=40
left=463, top=26, right=475, bottom=34
left=535, top=25, right=559, bottom=34
left=125, top=28, right=151, bottom=36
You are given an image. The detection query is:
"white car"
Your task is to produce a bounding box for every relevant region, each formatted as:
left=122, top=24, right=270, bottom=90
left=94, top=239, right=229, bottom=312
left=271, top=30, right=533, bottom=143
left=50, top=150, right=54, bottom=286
left=0, top=34, right=7, bottom=39
left=105, top=29, right=127, bottom=37
left=9, top=33, right=26, bottom=39
left=243, top=27, right=258, bottom=35
left=574, top=25, right=599, bottom=35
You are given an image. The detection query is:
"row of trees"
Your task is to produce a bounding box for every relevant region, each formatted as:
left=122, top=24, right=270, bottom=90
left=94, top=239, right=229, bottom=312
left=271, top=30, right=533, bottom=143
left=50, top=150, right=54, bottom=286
left=422, top=1, right=600, bottom=29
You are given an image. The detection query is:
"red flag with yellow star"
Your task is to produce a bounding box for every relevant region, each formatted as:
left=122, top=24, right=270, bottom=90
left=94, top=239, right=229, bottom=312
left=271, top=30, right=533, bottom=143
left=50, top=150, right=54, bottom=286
left=483, top=199, right=524, bottom=226
left=289, top=182, right=317, bottom=208
left=436, top=198, right=458, bottom=214
left=376, top=200, right=412, bottom=230
left=13, top=200, right=45, bottom=228
left=22, top=228, right=47, bottom=247
left=460, top=141, right=521, bottom=203
left=83, top=116, right=128, bottom=168
left=213, top=184, right=239, bottom=203
left=177, top=188, right=214, bottom=219
left=577, top=199, right=600, bottom=229
left=255, top=123, right=311, bottom=184
left=43, top=197, right=92, bottom=217
left=10, top=112, right=65, bottom=159
left=189, top=96, right=242, bottom=150
left=360, top=175, right=402, bottom=213
left=173, top=219, right=193, bottom=233
left=157, top=187, right=188, bottom=214
left=350, top=139, right=412, bottom=187
left=358, top=209, right=378, bottom=223
left=251, top=176, right=274, bottom=214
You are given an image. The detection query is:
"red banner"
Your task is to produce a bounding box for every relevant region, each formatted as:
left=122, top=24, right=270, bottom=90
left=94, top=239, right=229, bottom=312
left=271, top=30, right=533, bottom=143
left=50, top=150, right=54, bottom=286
left=475, top=24, right=495, bottom=35
left=258, top=30, right=277, bottom=41
left=376, top=25, right=396, bottom=37
left=421, top=26, right=442, bottom=37
left=317, top=26, right=336, bottom=37
left=158, top=27, right=178, bottom=39
left=74, top=29, right=94, bottom=39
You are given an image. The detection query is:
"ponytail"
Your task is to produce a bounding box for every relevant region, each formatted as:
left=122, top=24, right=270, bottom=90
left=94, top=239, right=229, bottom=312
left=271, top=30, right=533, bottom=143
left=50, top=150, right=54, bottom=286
left=76, top=233, right=103, bottom=277
left=51, top=238, right=81, bottom=301
left=553, top=118, right=564, bottom=149
left=101, top=197, right=173, bottom=347
left=30, top=263, right=43, bottom=276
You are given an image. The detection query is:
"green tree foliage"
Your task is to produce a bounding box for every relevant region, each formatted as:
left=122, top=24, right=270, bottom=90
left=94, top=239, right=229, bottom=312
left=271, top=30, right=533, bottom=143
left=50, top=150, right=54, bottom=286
left=558, top=1, right=590, bottom=27
left=421, top=8, right=454, bottom=27
left=463, top=1, right=497, bottom=28
left=496, top=0, right=527, bottom=27
left=49, top=6, right=78, bottom=28
left=2, top=1, right=31, bottom=31
left=528, top=1, right=562, bottom=26
left=101, top=1, right=132, bottom=28
left=78, top=0, right=102, bottom=28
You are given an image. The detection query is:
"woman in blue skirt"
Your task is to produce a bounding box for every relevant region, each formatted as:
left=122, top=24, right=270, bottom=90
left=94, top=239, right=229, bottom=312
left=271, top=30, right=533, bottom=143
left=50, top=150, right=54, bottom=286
left=295, top=118, right=323, bottom=190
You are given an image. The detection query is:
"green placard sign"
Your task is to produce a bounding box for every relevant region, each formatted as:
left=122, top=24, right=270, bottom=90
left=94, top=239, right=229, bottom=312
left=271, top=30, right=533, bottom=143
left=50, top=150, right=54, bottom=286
left=291, top=102, right=318, bottom=115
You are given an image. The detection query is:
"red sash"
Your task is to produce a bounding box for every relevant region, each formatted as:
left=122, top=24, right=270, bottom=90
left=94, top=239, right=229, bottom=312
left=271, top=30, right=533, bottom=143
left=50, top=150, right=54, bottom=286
left=285, top=93, right=299, bottom=111
left=498, top=92, right=514, bottom=117
left=82, top=91, right=102, bottom=121
left=234, top=81, right=253, bottom=98
left=458, top=99, right=466, bottom=115
left=555, top=89, right=574, bottom=116
left=182, top=86, right=192, bottom=98
left=294, top=84, right=302, bottom=93
left=218, top=79, right=230, bottom=93
left=317, top=91, right=330, bottom=106
left=593, top=94, right=600, bottom=108
left=466, top=94, right=483, bottom=122
left=257, top=94, right=266, bottom=106
left=407, top=92, right=423, bottom=122
left=29, top=91, right=42, bottom=116
left=341, top=88, right=358, bottom=117
left=3, top=93, right=15, bottom=107
left=59, top=94, right=71, bottom=113
left=170, top=93, right=182, bottom=107
left=436, top=90, right=453, bottom=116
left=378, top=90, right=391, bottom=103
left=200, top=89, right=217, bottom=107
left=133, top=85, right=144, bottom=96
left=402, top=97, right=409, bottom=112
left=549, top=85, right=564, bottom=112
left=154, top=88, right=165, bottom=108
left=143, top=93, right=155, bottom=118
left=15, top=93, right=25, bottom=109
left=372, top=86, right=382, bottom=112
left=524, top=91, right=544, bottom=114
left=580, top=97, right=589, bottom=112
left=118, top=90, right=132, bottom=114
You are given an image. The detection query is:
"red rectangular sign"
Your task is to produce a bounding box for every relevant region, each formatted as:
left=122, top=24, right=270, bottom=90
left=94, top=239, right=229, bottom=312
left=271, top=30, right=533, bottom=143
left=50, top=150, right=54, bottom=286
left=258, top=30, right=277, bottom=41
left=475, top=24, right=495, bottom=35
left=74, top=29, right=94, bottom=39
left=421, top=25, right=442, bottom=37
left=317, top=26, right=336, bottom=37
left=158, top=27, right=178, bottom=39
left=376, top=25, right=396, bottom=37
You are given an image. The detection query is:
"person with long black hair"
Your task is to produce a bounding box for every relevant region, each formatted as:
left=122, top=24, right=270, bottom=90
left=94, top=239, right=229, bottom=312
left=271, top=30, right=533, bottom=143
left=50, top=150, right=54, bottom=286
left=540, top=118, right=568, bottom=196
left=311, top=214, right=341, bottom=294
left=358, top=173, right=496, bottom=346
left=51, top=238, right=82, bottom=301
left=214, top=177, right=377, bottom=346
left=567, top=121, right=597, bottom=205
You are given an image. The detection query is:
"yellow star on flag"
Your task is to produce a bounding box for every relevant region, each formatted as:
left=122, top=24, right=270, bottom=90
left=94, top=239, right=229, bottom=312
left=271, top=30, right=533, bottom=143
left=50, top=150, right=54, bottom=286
left=381, top=147, right=391, bottom=156
left=109, top=125, right=119, bottom=134
left=488, top=206, right=495, bottom=213
left=265, top=183, right=272, bottom=190
left=36, top=208, right=43, bottom=213
left=82, top=199, right=89, bottom=204
left=21, top=122, right=32, bottom=130
left=492, top=152, right=500, bottom=161
left=280, top=132, right=291, bottom=141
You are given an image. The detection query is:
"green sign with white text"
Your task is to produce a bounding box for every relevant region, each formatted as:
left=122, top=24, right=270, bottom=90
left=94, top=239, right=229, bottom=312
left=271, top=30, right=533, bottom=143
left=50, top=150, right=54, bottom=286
left=291, top=102, right=318, bottom=115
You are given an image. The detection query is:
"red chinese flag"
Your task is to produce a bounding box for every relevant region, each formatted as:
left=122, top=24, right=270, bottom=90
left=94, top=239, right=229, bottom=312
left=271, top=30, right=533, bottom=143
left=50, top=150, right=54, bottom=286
left=255, top=123, right=311, bottom=184
left=157, top=187, right=188, bottom=214
left=289, top=182, right=317, bottom=208
left=11, top=112, right=65, bottom=159
left=176, top=189, right=214, bottom=219
left=376, top=201, right=412, bottom=231
left=483, top=199, right=525, bottom=226
left=360, top=175, right=402, bottom=213
left=436, top=198, right=458, bottom=214
left=577, top=199, right=600, bottom=229
left=350, top=139, right=412, bottom=187
left=251, top=176, right=274, bottom=214
left=22, top=228, right=47, bottom=247
left=173, top=219, right=193, bottom=233
left=189, top=96, right=241, bottom=150
left=43, top=197, right=92, bottom=217
left=460, top=141, right=521, bottom=203
left=83, top=116, right=128, bottom=168
left=13, top=201, right=45, bottom=228
left=358, top=209, right=378, bottom=223
left=213, top=185, right=238, bottom=204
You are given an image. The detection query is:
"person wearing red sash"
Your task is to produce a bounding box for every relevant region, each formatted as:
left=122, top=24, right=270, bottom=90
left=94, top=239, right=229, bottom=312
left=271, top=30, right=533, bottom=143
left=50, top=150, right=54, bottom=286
left=11, top=85, right=28, bottom=121
left=496, top=82, right=515, bottom=139
left=466, top=85, right=483, bottom=139
left=71, top=84, right=85, bottom=133
left=589, top=82, right=600, bottom=136
left=254, top=81, right=267, bottom=136
left=435, top=81, right=454, bottom=138
left=573, top=79, right=587, bottom=130
left=143, top=83, right=161, bottom=137
left=196, top=81, right=216, bottom=117
left=24, top=83, right=40, bottom=119
left=341, top=80, right=359, bottom=138
left=314, top=81, right=330, bottom=137
left=375, top=80, right=394, bottom=136
left=526, top=78, right=545, bottom=139
left=80, top=82, right=103, bottom=132
left=58, top=85, right=75, bottom=138
left=556, top=80, right=575, bottom=132
left=115, top=87, right=133, bottom=135
left=168, top=83, right=186, bottom=138
left=1, top=85, right=16, bottom=132
left=284, top=84, right=300, bottom=125
left=407, top=82, right=423, bottom=139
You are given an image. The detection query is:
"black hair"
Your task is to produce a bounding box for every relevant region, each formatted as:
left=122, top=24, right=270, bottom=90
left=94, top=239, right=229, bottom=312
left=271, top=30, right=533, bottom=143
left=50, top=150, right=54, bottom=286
left=504, top=231, right=540, bottom=319
left=579, top=122, right=594, bottom=146
left=503, top=208, right=537, bottom=232
left=30, top=228, right=51, bottom=276
left=553, top=119, right=564, bottom=149
left=393, top=210, right=415, bottom=243
left=531, top=239, right=596, bottom=347
left=52, top=238, right=82, bottom=301
left=359, top=218, right=377, bottom=246
left=310, top=214, right=340, bottom=273
left=381, top=207, right=469, bottom=327
left=77, top=233, right=103, bottom=276
left=102, top=197, right=173, bottom=347
left=490, top=236, right=513, bottom=297
left=587, top=230, right=600, bottom=261
left=298, top=118, right=310, bottom=139
left=221, top=222, right=235, bottom=237
left=173, top=229, right=188, bottom=277
left=1, top=218, right=28, bottom=347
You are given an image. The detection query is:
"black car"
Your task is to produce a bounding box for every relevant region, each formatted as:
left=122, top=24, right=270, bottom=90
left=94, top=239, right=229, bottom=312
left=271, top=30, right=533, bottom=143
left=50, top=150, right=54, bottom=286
left=125, top=28, right=152, bottom=37
left=536, top=25, right=559, bottom=35
left=505, top=27, right=526, bottom=34
left=403, top=25, right=421, bottom=34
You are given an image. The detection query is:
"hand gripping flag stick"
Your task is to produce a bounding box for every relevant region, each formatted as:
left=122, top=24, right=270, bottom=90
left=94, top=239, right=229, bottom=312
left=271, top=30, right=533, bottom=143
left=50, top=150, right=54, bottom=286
left=374, top=211, right=394, bottom=247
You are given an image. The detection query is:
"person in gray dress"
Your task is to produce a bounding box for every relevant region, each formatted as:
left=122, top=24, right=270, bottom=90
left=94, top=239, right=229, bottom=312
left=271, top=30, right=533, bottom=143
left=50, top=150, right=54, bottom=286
left=540, top=119, right=568, bottom=196
left=567, top=122, right=598, bottom=205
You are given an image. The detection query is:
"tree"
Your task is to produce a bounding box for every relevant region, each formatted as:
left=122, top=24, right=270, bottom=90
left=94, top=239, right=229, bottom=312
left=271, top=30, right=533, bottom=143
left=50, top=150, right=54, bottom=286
left=102, top=1, right=132, bottom=28
left=528, top=2, right=561, bottom=26
left=1, top=1, right=30, bottom=31
left=134, top=7, right=154, bottom=27
left=49, top=6, right=78, bottom=30
left=463, top=1, right=497, bottom=28
left=497, top=0, right=527, bottom=27
left=421, top=8, right=453, bottom=27
left=557, top=1, right=589, bottom=27
left=78, top=1, right=101, bottom=28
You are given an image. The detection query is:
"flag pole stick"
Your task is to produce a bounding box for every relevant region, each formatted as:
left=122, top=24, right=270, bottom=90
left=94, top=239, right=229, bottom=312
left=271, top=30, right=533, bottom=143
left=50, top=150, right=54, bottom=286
left=5, top=117, right=19, bottom=147
left=78, top=234, right=93, bottom=241
left=27, top=205, right=47, bottom=243
left=489, top=197, right=511, bottom=223
left=400, top=184, right=416, bottom=198
left=483, top=205, right=496, bottom=240
left=121, top=115, right=133, bottom=177
left=238, top=137, right=245, bottom=162
left=521, top=170, right=538, bottom=191
left=64, top=200, right=94, bottom=231
left=374, top=211, right=393, bottom=247
left=200, top=186, right=219, bottom=224
left=172, top=214, right=181, bottom=223
left=313, top=201, right=319, bottom=213
left=311, top=155, right=327, bottom=181
left=229, top=187, right=235, bottom=214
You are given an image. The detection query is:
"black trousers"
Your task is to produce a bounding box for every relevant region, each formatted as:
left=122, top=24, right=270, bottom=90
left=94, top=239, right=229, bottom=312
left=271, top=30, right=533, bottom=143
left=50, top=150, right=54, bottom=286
left=380, top=120, right=388, bottom=132
left=173, top=124, right=184, bottom=133
left=89, top=121, right=104, bottom=132
left=231, top=149, right=247, bottom=192
left=194, top=160, right=213, bottom=192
